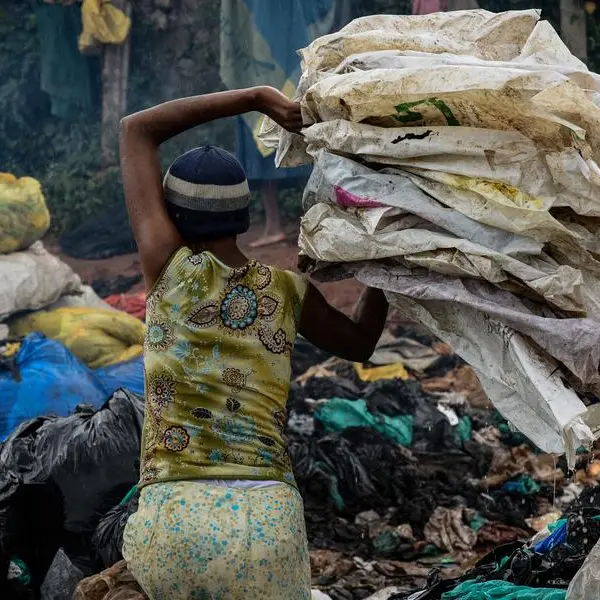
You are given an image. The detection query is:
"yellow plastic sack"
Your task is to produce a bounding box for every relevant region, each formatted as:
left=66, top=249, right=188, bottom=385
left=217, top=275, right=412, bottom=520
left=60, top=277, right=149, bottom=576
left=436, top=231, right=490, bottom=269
left=354, top=361, right=410, bottom=382
left=79, top=0, right=131, bottom=54
left=0, top=173, right=50, bottom=254
left=9, top=307, right=144, bottom=369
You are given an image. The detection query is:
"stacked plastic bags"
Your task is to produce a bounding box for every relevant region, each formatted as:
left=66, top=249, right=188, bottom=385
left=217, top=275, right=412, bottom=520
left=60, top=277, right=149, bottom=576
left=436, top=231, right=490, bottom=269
left=0, top=174, right=145, bottom=445
left=264, top=9, right=600, bottom=461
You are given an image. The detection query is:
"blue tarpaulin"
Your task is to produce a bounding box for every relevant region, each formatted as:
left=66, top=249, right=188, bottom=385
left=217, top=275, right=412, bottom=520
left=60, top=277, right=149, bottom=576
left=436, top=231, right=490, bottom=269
left=0, top=333, right=144, bottom=441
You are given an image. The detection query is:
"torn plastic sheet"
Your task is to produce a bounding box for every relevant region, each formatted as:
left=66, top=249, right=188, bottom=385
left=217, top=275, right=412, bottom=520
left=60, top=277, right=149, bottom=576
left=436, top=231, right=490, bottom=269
left=351, top=263, right=594, bottom=464
left=302, top=122, right=600, bottom=217
left=299, top=201, right=585, bottom=315
left=303, top=151, right=543, bottom=257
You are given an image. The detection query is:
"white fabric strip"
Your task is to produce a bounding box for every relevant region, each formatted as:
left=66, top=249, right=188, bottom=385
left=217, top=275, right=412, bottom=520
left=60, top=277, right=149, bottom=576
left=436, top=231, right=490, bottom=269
left=195, top=479, right=283, bottom=489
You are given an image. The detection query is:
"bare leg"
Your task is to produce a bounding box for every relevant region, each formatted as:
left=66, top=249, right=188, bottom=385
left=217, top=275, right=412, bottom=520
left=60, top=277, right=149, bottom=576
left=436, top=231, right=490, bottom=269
left=250, top=180, right=286, bottom=248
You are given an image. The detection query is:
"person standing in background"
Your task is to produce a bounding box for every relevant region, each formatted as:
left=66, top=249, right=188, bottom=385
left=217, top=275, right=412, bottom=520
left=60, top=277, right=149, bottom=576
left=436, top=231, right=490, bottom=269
left=220, top=0, right=351, bottom=248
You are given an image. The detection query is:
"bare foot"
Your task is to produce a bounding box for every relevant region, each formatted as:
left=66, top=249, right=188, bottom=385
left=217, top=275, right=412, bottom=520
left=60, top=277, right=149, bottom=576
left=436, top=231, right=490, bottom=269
left=249, top=232, right=286, bottom=248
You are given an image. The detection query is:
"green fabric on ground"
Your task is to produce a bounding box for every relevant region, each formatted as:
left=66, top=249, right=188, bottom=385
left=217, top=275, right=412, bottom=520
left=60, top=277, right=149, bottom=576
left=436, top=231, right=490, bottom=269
left=34, top=0, right=93, bottom=119
left=315, top=398, right=413, bottom=447
left=457, top=415, right=472, bottom=442
left=442, top=580, right=567, bottom=600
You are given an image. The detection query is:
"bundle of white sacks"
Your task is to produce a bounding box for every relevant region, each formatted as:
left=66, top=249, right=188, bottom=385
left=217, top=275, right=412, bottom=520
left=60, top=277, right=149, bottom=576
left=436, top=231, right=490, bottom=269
left=262, top=9, right=600, bottom=463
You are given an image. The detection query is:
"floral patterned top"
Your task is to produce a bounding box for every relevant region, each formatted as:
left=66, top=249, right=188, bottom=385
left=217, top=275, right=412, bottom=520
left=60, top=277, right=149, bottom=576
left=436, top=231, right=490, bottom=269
left=139, top=247, right=308, bottom=489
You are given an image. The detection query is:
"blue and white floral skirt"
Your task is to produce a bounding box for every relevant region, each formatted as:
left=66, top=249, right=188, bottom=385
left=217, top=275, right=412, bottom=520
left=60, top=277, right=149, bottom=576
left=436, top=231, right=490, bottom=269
left=123, top=481, right=311, bottom=600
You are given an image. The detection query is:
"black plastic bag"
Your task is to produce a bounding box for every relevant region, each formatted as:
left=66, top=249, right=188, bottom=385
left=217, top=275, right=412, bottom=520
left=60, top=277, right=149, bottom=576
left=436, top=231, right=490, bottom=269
left=92, top=490, right=140, bottom=569
left=0, top=389, right=144, bottom=589
left=0, top=480, right=64, bottom=597
left=0, top=388, right=144, bottom=535
left=291, top=337, right=332, bottom=378
left=363, top=379, right=457, bottom=450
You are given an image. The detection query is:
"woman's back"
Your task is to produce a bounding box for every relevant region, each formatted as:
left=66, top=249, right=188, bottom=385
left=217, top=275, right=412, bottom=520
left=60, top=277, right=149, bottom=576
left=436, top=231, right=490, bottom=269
left=141, top=247, right=307, bottom=488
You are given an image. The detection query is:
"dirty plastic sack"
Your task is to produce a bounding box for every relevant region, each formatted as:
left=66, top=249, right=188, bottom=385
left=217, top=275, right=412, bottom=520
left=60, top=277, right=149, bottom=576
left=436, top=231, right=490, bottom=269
left=95, top=356, right=145, bottom=398
left=40, top=549, right=83, bottom=600
left=299, top=199, right=585, bottom=315
left=0, top=333, right=110, bottom=441
left=566, top=537, right=600, bottom=600
left=354, top=264, right=593, bottom=464
left=300, top=10, right=542, bottom=72
left=302, top=121, right=596, bottom=214
left=302, top=68, right=599, bottom=161
left=0, top=173, right=50, bottom=254
left=0, top=242, right=82, bottom=322
left=0, top=388, right=144, bottom=536
left=9, top=307, right=144, bottom=369
left=48, top=285, right=115, bottom=311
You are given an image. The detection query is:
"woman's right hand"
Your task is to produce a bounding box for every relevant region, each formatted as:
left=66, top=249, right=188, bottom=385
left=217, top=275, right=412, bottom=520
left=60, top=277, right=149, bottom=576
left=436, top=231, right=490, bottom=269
left=257, top=86, right=304, bottom=134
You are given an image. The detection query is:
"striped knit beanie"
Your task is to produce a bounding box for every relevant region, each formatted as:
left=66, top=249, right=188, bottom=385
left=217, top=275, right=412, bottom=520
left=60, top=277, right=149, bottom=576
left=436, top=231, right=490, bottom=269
left=163, top=146, right=251, bottom=241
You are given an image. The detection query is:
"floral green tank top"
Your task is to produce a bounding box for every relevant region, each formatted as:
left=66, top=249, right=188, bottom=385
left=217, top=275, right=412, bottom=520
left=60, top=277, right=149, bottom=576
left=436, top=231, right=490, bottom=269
left=139, top=247, right=308, bottom=489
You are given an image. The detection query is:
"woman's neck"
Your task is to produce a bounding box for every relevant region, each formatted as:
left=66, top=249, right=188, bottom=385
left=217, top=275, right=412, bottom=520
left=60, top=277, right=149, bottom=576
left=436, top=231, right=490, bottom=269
left=192, top=238, right=249, bottom=269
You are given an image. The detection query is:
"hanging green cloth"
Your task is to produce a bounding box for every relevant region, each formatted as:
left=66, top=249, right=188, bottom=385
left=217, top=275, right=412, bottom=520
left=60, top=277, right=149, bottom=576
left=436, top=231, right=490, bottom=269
left=34, top=0, right=93, bottom=119
left=442, top=580, right=567, bottom=600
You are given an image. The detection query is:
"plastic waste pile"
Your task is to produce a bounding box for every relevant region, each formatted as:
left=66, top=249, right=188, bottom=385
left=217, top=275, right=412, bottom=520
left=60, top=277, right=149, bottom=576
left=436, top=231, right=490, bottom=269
left=2, top=318, right=600, bottom=599
left=0, top=173, right=146, bottom=441
left=281, top=334, right=600, bottom=600
left=262, top=8, right=600, bottom=465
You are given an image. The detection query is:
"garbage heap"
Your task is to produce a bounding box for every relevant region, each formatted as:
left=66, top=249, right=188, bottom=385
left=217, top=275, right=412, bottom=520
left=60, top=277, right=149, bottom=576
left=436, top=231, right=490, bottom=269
left=0, top=171, right=148, bottom=598
left=263, top=8, right=600, bottom=466
left=0, top=172, right=147, bottom=441
left=3, top=321, right=600, bottom=600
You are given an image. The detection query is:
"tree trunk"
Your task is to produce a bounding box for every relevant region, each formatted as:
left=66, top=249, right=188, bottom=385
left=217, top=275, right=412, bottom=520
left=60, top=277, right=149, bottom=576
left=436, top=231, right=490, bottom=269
left=101, top=0, right=132, bottom=168
left=560, top=0, right=588, bottom=62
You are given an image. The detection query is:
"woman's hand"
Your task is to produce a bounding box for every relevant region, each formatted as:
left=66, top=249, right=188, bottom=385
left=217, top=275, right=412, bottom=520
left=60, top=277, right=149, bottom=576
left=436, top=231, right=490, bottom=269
left=257, top=86, right=304, bottom=134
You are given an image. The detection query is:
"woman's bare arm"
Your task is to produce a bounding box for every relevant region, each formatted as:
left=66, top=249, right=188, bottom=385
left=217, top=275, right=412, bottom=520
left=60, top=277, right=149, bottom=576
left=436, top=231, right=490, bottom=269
left=299, top=284, right=389, bottom=362
left=119, top=87, right=302, bottom=290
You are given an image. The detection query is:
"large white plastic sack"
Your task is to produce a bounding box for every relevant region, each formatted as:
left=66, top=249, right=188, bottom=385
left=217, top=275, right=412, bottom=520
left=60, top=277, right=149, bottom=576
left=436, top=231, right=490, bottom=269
left=302, top=68, right=599, bottom=163
left=49, top=285, right=114, bottom=311
left=355, top=263, right=594, bottom=463
left=566, top=538, right=600, bottom=599
left=302, top=121, right=600, bottom=217
left=300, top=9, right=541, bottom=72
left=0, top=241, right=82, bottom=322
left=303, top=151, right=543, bottom=258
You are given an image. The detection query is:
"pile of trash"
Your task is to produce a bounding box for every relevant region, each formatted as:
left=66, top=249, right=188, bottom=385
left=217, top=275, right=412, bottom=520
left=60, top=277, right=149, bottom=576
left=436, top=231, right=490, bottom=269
left=4, top=321, right=599, bottom=600
left=263, top=8, right=600, bottom=466
left=0, top=173, right=146, bottom=440
left=0, top=172, right=148, bottom=597
left=284, top=334, right=600, bottom=600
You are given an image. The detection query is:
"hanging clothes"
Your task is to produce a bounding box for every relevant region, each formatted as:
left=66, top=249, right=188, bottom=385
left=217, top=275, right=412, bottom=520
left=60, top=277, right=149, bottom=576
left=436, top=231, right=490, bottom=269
left=34, top=0, right=93, bottom=119
left=412, top=0, right=449, bottom=15
left=78, top=0, right=131, bottom=54
left=220, top=0, right=350, bottom=184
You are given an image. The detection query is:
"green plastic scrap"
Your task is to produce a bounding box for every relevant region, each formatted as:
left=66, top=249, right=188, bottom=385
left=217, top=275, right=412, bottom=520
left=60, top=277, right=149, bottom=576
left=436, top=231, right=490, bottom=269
left=469, top=512, right=487, bottom=532
left=120, top=484, right=138, bottom=506
left=441, top=580, right=567, bottom=600
left=8, top=557, right=31, bottom=586
left=503, top=475, right=541, bottom=496
left=315, top=398, right=413, bottom=447
left=457, top=416, right=472, bottom=442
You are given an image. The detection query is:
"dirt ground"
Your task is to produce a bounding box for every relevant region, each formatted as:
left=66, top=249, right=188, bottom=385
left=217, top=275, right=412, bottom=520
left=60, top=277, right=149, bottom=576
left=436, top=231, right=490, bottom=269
left=50, top=225, right=365, bottom=314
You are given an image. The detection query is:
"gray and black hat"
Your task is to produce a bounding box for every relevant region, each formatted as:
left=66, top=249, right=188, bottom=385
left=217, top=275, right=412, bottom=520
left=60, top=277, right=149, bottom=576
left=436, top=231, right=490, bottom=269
left=163, top=146, right=251, bottom=241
